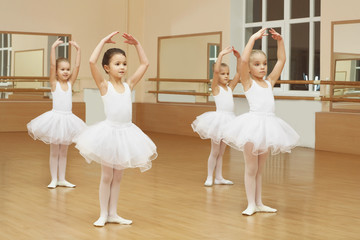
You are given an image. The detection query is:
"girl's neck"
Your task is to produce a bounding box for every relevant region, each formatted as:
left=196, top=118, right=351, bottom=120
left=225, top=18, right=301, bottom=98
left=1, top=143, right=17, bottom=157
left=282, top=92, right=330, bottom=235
left=250, top=74, right=264, bottom=82
left=218, top=82, right=227, bottom=89
left=57, top=79, right=68, bottom=83
left=109, top=76, right=123, bottom=85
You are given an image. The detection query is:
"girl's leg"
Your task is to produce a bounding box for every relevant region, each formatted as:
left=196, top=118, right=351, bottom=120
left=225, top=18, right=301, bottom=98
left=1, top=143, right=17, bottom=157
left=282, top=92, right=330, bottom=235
left=107, top=169, right=132, bottom=225
left=214, top=141, right=233, bottom=185
left=255, top=151, right=277, bottom=213
left=94, top=165, right=113, bottom=227
left=204, top=140, right=221, bottom=186
left=57, top=144, right=75, bottom=188
left=48, top=144, right=60, bottom=188
left=242, top=142, right=258, bottom=216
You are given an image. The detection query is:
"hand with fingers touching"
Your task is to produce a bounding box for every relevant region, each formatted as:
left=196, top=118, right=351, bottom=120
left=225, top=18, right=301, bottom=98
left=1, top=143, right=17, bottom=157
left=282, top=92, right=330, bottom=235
left=220, top=46, right=234, bottom=56
left=269, top=28, right=283, bottom=41
left=103, top=31, right=119, bottom=44
left=252, top=28, right=269, bottom=40
left=52, top=38, right=63, bottom=48
left=233, top=48, right=241, bottom=59
left=122, top=33, right=139, bottom=45
left=69, top=41, right=80, bottom=50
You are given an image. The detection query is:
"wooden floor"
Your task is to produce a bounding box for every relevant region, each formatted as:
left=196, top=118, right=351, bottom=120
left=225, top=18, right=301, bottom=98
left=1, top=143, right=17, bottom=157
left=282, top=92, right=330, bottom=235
left=1, top=132, right=360, bottom=240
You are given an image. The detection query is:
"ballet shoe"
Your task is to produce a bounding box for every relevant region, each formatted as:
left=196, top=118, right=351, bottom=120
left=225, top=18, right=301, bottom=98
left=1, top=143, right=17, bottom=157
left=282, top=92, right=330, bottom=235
left=93, top=217, right=107, bottom=227
left=107, top=215, right=132, bottom=225
left=47, top=180, right=57, bottom=189
left=204, top=177, right=213, bottom=187
left=214, top=178, right=234, bottom=185
left=57, top=180, right=76, bottom=188
left=256, top=205, right=277, bottom=213
left=242, top=206, right=256, bottom=216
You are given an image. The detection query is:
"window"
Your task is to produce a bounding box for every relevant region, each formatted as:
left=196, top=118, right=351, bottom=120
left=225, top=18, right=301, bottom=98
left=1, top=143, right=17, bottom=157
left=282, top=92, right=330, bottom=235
left=0, top=34, right=12, bottom=76
left=57, top=36, right=69, bottom=58
left=242, top=0, right=321, bottom=95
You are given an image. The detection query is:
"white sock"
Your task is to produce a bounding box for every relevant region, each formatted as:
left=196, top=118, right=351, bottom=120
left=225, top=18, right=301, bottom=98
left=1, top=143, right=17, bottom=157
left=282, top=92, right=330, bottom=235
left=242, top=205, right=256, bottom=216
left=107, top=215, right=132, bottom=225
left=214, top=178, right=234, bottom=185
left=256, top=205, right=277, bottom=213
left=47, top=179, right=57, bottom=189
left=204, top=177, right=213, bottom=187
left=57, top=180, right=76, bottom=188
left=94, top=216, right=107, bottom=227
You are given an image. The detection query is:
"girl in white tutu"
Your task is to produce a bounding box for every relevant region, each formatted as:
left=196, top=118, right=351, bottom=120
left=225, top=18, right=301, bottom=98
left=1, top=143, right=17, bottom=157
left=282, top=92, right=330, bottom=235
left=74, top=32, right=157, bottom=227
left=27, top=38, right=85, bottom=189
left=223, top=28, right=299, bottom=215
left=191, top=46, right=241, bottom=187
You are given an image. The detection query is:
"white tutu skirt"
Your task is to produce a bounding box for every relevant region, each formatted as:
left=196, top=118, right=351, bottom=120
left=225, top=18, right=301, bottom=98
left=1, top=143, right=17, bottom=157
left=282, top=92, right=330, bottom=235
left=74, top=120, right=157, bottom=172
left=27, top=110, right=86, bottom=145
left=191, top=111, right=236, bottom=144
left=223, top=112, right=299, bottom=155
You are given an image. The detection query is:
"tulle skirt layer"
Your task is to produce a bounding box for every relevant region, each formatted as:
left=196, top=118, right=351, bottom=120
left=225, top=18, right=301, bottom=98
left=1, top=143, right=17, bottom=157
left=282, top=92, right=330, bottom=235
left=223, top=112, right=299, bottom=155
left=27, top=110, right=86, bottom=145
left=74, top=120, right=157, bottom=172
left=191, top=111, right=236, bottom=144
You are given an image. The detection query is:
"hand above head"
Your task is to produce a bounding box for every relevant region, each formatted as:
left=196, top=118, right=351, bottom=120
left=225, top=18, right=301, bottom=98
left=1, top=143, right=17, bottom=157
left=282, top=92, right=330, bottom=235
left=69, top=40, right=80, bottom=50
left=269, top=28, right=282, bottom=41
left=233, top=48, right=241, bottom=59
left=103, top=31, right=119, bottom=44
left=122, top=33, right=139, bottom=45
left=252, top=28, right=268, bottom=40
left=52, top=38, right=64, bottom=48
left=220, top=46, right=234, bottom=56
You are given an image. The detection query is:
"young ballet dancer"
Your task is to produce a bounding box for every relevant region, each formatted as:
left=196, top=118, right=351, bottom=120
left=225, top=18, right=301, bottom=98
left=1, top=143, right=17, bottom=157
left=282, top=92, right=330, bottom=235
left=223, top=28, right=299, bottom=215
left=74, top=32, right=157, bottom=227
left=27, top=38, right=86, bottom=189
left=191, top=46, right=241, bottom=187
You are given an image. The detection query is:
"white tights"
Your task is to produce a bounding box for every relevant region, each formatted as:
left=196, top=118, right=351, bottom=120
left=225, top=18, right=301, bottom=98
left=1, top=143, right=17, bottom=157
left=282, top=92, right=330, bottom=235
left=204, top=140, right=233, bottom=186
left=93, top=165, right=132, bottom=226
left=48, top=144, right=74, bottom=188
left=242, top=143, right=276, bottom=215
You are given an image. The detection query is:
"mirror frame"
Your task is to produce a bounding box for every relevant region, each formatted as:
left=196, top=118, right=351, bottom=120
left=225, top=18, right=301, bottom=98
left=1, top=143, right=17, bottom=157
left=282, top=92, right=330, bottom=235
left=156, top=31, right=222, bottom=104
left=0, top=30, right=72, bottom=80
left=330, top=19, right=360, bottom=112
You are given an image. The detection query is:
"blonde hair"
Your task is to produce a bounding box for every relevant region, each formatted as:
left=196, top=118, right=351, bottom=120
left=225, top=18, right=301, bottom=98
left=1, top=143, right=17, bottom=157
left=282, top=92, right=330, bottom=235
left=249, top=50, right=267, bottom=62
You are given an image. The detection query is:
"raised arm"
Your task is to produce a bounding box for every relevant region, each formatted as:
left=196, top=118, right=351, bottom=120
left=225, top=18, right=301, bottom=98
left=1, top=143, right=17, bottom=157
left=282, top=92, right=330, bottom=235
left=89, top=31, right=119, bottom=95
left=212, top=46, right=233, bottom=95
left=123, top=33, right=149, bottom=90
left=68, top=41, right=81, bottom=86
left=228, top=48, right=241, bottom=90
left=49, top=38, right=63, bottom=90
left=241, top=28, right=268, bottom=91
left=267, top=28, right=286, bottom=87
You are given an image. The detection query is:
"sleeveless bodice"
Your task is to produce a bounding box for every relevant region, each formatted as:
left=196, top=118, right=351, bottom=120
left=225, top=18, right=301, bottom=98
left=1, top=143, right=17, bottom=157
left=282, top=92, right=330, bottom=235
left=245, top=80, right=274, bottom=113
left=102, top=82, right=132, bottom=124
left=52, top=81, right=72, bottom=112
left=213, top=85, right=234, bottom=112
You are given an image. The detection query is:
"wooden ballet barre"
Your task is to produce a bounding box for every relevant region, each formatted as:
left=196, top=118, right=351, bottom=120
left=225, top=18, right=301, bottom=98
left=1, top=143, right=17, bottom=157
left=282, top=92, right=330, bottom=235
left=148, top=78, right=211, bottom=83
left=148, top=90, right=210, bottom=96
left=0, top=88, right=51, bottom=92
left=0, top=76, right=49, bottom=82
left=148, top=78, right=360, bottom=86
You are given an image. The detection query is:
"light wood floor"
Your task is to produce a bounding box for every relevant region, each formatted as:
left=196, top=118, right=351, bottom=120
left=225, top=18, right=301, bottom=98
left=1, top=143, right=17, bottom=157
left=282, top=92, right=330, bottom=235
left=1, top=132, right=360, bottom=240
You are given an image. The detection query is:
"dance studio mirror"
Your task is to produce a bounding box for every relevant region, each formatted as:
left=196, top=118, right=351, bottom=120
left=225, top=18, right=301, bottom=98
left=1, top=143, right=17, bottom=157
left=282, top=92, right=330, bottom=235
left=331, top=21, right=360, bottom=111
left=0, top=31, right=71, bottom=90
left=157, top=32, right=221, bottom=103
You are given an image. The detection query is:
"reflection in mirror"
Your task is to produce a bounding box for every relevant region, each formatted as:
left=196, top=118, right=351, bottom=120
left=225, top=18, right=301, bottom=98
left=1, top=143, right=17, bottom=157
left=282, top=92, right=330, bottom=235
left=333, top=85, right=360, bottom=99
left=0, top=31, right=71, bottom=99
left=335, top=59, right=360, bottom=82
left=158, top=32, right=221, bottom=103
left=331, top=21, right=360, bottom=112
